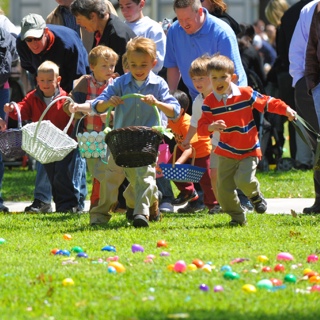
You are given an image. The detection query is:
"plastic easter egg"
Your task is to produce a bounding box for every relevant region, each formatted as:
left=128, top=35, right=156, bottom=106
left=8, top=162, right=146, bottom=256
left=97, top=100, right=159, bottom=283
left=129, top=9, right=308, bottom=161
left=220, top=265, right=232, bottom=272
left=309, top=275, right=320, bottom=284
left=62, top=278, right=74, bottom=286
left=55, top=250, right=70, bottom=257
left=307, top=254, right=319, bottom=263
left=144, top=258, right=153, bottom=263
left=63, top=234, right=72, bottom=240
left=167, top=264, right=174, bottom=271
left=0, top=238, right=6, bottom=244
left=174, top=260, right=187, bottom=273
left=257, top=279, right=273, bottom=290
left=274, top=264, right=285, bottom=272
left=242, top=284, right=257, bottom=293
left=306, top=271, right=319, bottom=278
left=160, top=251, right=170, bottom=257
left=270, top=278, right=283, bottom=286
left=147, top=254, right=156, bottom=260
left=50, top=248, right=59, bottom=255
left=223, top=271, right=240, bottom=280
left=303, top=268, right=313, bottom=276
left=262, top=266, right=272, bottom=272
left=284, top=274, right=297, bottom=283
left=192, top=259, right=204, bottom=269
left=257, top=255, right=269, bottom=263
left=214, top=285, right=224, bottom=292
left=76, top=252, right=88, bottom=258
left=131, top=244, right=144, bottom=253
left=102, top=245, right=116, bottom=252
left=106, top=256, right=119, bottom=262
left=311, top=285, right=320, bottom=292
left=277, top=252, right=294, bottom=261
left=71, top=246, right=84, bottom=253
left=202, top=265, right=212, bottom=273
left=199, top=284, right=209, bottom=291
left=108, top=266, right=117, bottom=273
left=187, top=264, right=198, bottom=271
left=108, top=261, right=125, bottom=273
left=157, top=240, right=168, bottom=248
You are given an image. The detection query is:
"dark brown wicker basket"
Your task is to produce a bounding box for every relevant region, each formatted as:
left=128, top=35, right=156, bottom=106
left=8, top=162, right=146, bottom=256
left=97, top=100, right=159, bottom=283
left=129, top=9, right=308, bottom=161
left=105, top=126, right=163, bottom=167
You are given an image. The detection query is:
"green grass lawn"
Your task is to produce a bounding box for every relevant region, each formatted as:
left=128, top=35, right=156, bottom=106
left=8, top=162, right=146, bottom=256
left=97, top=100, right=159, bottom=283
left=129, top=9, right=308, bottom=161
left=0, top=167, right=319, bottom=320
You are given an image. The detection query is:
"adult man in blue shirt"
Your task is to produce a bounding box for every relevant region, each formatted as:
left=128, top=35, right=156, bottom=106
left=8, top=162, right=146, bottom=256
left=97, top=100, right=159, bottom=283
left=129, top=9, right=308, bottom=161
left=164, top=0, right=247, bottom=101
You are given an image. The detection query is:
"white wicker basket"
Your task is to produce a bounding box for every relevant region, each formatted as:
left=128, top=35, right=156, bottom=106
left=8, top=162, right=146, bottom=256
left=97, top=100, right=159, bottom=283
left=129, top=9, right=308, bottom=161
left=21, top=96, right=78, bottom=164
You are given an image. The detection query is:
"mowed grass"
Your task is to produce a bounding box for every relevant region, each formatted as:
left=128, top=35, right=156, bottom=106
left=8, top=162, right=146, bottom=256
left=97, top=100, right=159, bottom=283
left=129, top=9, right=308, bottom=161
left=0, top=167, right=319, bottom=320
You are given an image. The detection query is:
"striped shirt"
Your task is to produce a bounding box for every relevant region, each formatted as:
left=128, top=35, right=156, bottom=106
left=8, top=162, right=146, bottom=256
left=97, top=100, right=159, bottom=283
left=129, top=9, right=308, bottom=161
left=198, top=84, right=288, bottom=160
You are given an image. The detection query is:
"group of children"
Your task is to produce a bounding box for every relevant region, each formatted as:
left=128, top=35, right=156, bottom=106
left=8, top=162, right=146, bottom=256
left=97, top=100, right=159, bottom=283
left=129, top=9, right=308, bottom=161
left=2, top=32, right=297, bottom=227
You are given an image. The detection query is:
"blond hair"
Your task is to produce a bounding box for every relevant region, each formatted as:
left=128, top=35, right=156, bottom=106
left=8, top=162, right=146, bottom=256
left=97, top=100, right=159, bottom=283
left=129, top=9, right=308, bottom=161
left=121, top=52, right=129, bottom=72
left=37, top=60, right=60, bottom=76
left=126, top=37, right=157, bottom=61
left=207, top=54, right=235, bottom=75
left=189, top=54, right=211, bottom=77
left=265, top=0, right=289, bottom=27
left=88, top=45, right=119, bottom=66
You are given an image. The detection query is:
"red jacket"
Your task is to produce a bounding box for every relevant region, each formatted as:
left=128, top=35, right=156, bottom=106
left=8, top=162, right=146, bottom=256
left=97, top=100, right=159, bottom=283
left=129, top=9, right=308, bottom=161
left=9, top=86, right=74, bottom=135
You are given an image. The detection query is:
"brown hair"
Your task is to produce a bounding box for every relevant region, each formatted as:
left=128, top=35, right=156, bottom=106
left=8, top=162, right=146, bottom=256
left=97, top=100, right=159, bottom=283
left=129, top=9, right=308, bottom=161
left=207, top=54, right=234, bottom=75
left=126, top=36, right=157, bottom=61
left=37, top=60, right=60, bottom=76
left=88, top=45, right=119, bottom=66
left=189, top=54, right=211, bottom=77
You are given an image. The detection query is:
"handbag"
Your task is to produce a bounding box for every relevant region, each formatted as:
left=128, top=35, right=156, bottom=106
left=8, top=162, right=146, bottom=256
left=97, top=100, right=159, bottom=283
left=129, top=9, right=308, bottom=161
left=156, top=142, right=171, bottom=178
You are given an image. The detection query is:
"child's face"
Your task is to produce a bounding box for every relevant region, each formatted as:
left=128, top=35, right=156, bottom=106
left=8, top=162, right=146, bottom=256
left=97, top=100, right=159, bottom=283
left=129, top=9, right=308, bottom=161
left=191, top=75, right=212, bottom=96
left=127, top=51, right=156, bottom=81
left=90, top=56, right=117, bottom=82
left=119, top=0, right=144, bottom=23
left=209, top=70, right=234, bottom=95
left=36, top=71, right=61, bottom=97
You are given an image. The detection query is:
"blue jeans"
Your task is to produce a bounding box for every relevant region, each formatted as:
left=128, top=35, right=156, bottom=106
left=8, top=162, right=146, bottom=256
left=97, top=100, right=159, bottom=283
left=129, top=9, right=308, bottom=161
left=34, top=161, right=52, bottom=203
left=0, top=86, right=10, bottom=205
left=156, top=176, right=174, bottom=203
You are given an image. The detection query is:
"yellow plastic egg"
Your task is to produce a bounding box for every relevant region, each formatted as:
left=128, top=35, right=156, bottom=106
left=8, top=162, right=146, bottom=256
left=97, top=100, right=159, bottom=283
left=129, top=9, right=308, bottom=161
left=62, top=278, right=75, bottom=286
left=108, top=261, right=126, bottom=273
left=187, top=264, right=198, bottom=271
left=242, top=284, right=257, bottom=293
left=257, top=255, right=269, bottom=263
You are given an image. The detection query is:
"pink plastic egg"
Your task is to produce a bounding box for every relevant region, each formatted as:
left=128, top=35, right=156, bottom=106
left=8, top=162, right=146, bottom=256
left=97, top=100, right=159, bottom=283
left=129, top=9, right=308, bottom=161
left=174, top=260, right=187, bottom=273
left=307, top=254, right=319, bottom=263
left=277, top=252, right=294, bottom=261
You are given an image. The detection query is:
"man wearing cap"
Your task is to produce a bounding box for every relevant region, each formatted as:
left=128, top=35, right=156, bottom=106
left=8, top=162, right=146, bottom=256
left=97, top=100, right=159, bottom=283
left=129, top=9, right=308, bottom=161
left=16, top=13, right=90, bottom=93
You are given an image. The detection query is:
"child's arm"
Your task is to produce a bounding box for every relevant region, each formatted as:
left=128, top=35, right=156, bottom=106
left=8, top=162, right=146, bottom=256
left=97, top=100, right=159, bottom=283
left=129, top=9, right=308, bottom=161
left=0, top=118, right=7, bottom=132
left=68, top=102, right=91, bottom=115
left=208, top=120, right=227, bottom=133
left=175, top=146, right=193, bottom=164
left=141, top=94, right=175, bottom=118
left=286, top=107, right=297, bottom=121
left=3, top=103, right=14, bottom=113
left=95, top=96, right=124, bottom=113
left=181, top=125, right=197, bottom=149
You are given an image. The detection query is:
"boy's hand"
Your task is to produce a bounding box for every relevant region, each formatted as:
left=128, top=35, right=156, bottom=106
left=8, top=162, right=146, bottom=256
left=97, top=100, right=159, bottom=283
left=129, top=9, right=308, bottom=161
left=68, top=103, right=78, bottom=114
left=181, top=138, right=191, bottom=149
left=208, top=120, right=227, bottom=132
left=286, top=107, right=297, bottom=121
left=108, top=95, right=124, bottom=107
left=0, top=118, right=7, bottom=132
left=3, top=103, right=14, bottom=113
left=141, top=94, right=158, bottom=106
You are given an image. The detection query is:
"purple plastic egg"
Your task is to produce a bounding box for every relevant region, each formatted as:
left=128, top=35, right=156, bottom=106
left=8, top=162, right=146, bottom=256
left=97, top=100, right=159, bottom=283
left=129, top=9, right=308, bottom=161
left=199, top=284, right=209, bottom=291
left=160, top=251, right=170, bottom=257
left=214, top=285, right=224, bottom=292
left=132, top=244, right=144, bottom=253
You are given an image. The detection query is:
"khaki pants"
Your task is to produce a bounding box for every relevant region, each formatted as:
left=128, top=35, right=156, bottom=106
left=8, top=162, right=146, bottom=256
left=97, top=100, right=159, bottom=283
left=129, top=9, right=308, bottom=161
left=217, top=155, right=260, bottom=222
left=89, top=155, right=158, bottom=217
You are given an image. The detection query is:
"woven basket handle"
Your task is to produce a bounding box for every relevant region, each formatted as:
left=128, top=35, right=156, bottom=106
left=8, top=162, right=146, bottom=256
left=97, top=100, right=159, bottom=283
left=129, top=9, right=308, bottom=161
left=172, top=144, right=196, bottom=168
left=34, top=96, right=75, bottom=139
left=7, top=102, right=22, bottom=129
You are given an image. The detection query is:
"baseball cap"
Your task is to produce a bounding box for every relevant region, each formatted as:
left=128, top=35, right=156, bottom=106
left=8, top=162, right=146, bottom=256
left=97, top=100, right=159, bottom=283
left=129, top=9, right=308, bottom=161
left=20, top=13, right=46, bottom=41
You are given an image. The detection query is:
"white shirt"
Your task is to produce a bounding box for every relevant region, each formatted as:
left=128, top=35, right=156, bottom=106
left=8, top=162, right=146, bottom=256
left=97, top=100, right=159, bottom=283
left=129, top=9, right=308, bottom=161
left=289, top=0, right=318, bottom=87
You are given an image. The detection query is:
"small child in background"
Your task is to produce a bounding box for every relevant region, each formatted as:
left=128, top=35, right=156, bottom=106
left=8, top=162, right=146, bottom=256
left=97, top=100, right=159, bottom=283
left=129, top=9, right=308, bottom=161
left=4, top=60, right=81, bottom=212
left=64, top=45, right=119, bottom=224
left=198, top=54, right=296, bottom=226
left=168, top=90, right=216, bottom=212
left=89, top=36, right=180, bottom=227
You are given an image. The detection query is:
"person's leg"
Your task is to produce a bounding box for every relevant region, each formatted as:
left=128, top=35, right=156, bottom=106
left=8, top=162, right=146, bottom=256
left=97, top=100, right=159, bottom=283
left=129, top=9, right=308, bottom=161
left=157, top=176, right=174, bottom=212
left=216, top=156, right=246, bottom=225
left=24, top=161, right=52, bottom=213
left=295, top=77, right=320, bottom=213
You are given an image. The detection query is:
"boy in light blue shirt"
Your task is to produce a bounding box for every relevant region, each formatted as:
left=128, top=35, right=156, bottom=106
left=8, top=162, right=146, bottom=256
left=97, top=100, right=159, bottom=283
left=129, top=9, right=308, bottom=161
left=91, top=36, right=180, bottom=227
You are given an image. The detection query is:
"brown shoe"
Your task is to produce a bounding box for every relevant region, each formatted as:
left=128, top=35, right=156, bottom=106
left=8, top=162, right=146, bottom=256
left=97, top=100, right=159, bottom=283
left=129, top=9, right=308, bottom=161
left=149, top=200, right=162, bottom=222
left=90, top=212, right=112, bottom=225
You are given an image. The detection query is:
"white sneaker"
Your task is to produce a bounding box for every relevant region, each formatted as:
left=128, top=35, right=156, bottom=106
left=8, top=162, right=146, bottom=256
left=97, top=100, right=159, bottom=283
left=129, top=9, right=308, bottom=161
left=159, top=202, right=174, bottom=213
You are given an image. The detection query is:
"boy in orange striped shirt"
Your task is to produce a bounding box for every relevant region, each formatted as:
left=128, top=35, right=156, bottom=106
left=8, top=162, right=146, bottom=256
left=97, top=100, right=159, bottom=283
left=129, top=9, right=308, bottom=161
left=198, top=54, right=296, bottom=226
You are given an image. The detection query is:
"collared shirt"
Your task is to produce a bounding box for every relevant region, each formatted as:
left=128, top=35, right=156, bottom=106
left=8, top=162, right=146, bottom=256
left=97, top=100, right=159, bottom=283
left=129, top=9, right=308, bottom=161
left=164, top=8, right=247, bottom=100
left=91, top=71, right=180, bottom=129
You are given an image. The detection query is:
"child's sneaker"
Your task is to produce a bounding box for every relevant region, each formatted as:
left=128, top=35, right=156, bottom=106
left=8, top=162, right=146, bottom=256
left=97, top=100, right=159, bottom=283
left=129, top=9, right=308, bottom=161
left=229, top=220, right=247, bottom=227
left=171, top=190, right=199, bottom=206
left=250, top=194, right=267, bottom=213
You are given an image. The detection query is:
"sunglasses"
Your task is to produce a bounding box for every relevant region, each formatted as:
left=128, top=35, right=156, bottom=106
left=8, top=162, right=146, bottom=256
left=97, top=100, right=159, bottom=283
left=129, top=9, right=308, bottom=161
left=25, top=34, right=44, bottom=43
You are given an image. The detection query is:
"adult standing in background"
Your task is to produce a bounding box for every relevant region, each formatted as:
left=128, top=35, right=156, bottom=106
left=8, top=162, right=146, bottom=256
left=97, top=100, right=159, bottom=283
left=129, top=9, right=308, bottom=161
left=70, top=0, right=136, bottom=75
left=16, top=13, right=90, bottom=213
left=47, top=0, right=118, bottom=53
left=289, top=0, right=320, bottom=214
left=164, top=0, right=247, bottom=101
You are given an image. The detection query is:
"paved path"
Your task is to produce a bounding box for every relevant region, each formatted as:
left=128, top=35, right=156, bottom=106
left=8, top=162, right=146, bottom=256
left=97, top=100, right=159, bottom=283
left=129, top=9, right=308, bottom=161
left=3, top=198, right=314, bottom=214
